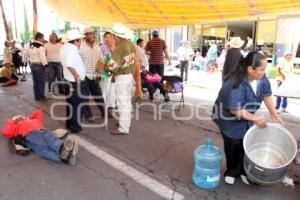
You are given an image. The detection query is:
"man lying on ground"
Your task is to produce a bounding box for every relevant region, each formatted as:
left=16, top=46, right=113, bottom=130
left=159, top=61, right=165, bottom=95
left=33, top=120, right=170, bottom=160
left=2, top=110, right=79, bottom=165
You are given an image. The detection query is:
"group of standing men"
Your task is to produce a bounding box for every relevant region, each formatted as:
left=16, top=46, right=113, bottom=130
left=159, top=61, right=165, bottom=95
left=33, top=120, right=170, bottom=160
left=26, top=23, right=143, bottom=136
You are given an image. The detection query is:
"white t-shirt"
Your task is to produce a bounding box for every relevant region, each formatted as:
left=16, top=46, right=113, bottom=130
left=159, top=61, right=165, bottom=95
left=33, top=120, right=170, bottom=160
left=250, top=80, right=258, bottom=96
left=60, top=43, right=86, bottom=82
left=277, top=58, right=293, bottom=80
left=176, top=46, right=194, bottom=61
left=137, top=45, right=149, bottom=67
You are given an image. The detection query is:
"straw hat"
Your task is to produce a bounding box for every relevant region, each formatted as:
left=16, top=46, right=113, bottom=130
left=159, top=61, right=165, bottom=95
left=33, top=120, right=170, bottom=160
left=65, top=29, right=85, bottom=41
left=228, top=37, right=244, bottom=48
left=111, top=23, right=128, bottom=39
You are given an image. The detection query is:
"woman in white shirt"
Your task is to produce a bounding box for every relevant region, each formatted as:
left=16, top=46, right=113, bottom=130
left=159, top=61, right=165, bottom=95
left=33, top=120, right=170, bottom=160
left=28, top=32, right=48, bottom=101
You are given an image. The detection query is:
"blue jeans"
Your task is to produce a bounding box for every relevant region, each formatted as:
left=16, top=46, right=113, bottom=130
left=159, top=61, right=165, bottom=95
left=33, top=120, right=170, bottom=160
left=48, top=62, right=65, bottom=94
left=30, top=64, right=46, bottom=100
left=275, top=81, right=288, bottom=109
left=25, top=130, right=63, bottom=163
left=180, top=60, right=189, bottom=81
left=276, top=97, right=288, bottom=109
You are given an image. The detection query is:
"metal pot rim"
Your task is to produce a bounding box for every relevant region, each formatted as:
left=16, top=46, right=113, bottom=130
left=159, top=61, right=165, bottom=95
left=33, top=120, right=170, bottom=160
left=243, top=122, right=298, bottom=169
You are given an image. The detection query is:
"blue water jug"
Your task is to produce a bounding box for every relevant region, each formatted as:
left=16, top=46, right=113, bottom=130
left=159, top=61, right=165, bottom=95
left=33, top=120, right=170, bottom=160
left=192, top=137, right=222, bottom=189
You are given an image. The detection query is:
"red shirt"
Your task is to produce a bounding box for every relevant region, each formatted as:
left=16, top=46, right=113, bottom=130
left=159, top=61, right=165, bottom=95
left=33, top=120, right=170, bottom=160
left=2, top=110, right=44, bottom=139
left=145, top=37, right=167, bottom=65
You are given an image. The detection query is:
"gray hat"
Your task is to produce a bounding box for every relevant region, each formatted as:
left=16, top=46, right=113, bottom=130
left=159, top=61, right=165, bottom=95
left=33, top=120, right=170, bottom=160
left=152, top=30, right=159, bottom=36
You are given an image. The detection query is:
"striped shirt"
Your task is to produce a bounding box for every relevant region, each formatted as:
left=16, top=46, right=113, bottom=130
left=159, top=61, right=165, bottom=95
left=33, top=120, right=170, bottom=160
left=145, top=37, right=167, bottom=65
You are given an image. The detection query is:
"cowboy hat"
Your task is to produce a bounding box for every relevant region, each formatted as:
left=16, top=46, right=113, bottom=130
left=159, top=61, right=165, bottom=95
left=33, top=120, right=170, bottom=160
left=65, top=29, right=85, bottom=42
left=228, top=37, right=244, bottom=48
left=125, top=28, right=134, bottom=40
left=111, top=23, right=128, bottom=39
left=83, top=27, right=95, bottom=35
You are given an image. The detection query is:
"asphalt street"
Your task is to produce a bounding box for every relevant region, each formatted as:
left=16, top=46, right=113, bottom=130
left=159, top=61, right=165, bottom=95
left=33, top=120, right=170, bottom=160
left=0, top=72, right=299, bottom=200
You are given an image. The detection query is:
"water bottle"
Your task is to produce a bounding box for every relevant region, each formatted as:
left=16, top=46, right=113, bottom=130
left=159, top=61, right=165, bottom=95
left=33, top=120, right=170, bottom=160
left=192, top=137, right=222, bottom=189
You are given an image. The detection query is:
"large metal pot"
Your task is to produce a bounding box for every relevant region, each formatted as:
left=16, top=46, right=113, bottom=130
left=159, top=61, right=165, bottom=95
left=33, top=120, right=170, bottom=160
left=243, top=123, right=297, bottom=185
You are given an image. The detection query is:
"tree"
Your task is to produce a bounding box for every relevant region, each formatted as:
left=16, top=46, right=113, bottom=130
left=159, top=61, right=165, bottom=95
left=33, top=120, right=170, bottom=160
left=33, top=0, right=38, bottom=35
left=92, top=26, right=100, bottom=43
left=21, top=4, right=32, bottom=43
left=64, top=21, right=71, bottom=32
left=0, top=0, right=11, bottom=41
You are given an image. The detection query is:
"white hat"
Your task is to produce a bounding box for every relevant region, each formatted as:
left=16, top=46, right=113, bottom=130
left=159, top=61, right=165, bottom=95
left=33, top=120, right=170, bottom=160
left=65, top=29, right=85, bottom=42
left=228, top=37, right=244, bottom=48
left=83, top=27, right=95, bottom=35
left=112, top=23, right=128, bottom=39
left=125, top=28, right=134, bottom=40
left=284, top=51, right=292, bottom=56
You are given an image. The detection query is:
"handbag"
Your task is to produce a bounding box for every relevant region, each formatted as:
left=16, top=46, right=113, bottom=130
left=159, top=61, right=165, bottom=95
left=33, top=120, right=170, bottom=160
left=145, top=73, right=161, bottom=83
left=173, top=81, right=183, bottom=92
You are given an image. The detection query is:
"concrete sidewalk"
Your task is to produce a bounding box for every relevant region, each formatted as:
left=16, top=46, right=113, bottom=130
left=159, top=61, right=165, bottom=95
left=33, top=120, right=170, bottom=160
left=0, top=75, right=299, bottom=200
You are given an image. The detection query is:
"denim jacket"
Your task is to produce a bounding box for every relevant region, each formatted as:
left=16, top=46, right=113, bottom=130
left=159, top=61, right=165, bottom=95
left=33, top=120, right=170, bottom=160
left=212, top=75, right=272, bottom=139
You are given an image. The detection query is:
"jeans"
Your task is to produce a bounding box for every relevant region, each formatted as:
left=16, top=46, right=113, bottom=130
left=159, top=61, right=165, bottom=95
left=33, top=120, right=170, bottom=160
left=180, top=60, right=189, bottom=81
left=48, top=62, right=65, bottom=94
left=275, top=80, right=288, bottom=109
left=30, top=64, right=46, bottom=100
left=81, top=77, right=106, bottom=118
left=25, top=129, right=63, bottom=163
left=149, top=64, right=164, bottom=81
left=276, top=97, right=288, bottom=109
left=221, top=132, right=246, bottom=177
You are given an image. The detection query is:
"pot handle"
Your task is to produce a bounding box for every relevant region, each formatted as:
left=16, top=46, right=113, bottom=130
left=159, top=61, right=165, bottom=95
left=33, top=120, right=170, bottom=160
left=255, top=165, right=264, bottom=172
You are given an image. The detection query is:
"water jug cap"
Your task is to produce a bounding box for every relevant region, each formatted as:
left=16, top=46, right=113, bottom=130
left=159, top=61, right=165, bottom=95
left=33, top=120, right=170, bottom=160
left=206, top=137, right=212, bottom=147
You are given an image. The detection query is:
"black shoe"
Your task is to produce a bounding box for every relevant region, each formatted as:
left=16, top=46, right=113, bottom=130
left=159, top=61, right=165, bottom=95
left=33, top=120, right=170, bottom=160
left=70, top=128, right=82, bottom=133
left=164, top=96, right=170, bottom=102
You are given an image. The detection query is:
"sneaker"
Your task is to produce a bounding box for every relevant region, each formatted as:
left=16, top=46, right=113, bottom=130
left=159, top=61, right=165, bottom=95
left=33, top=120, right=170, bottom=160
left=240, top=175, right=250, bottom=185
left=68, top=139, right=79, bottom=166
left=276, top=109, right=281, bottom=114
left=224, top=176, right=235, bottom=185
left=20, top=76, right=26, bottom=81
left=60, top=137, right=75, bottom=160
left=281, top=108, right=288, bottom=113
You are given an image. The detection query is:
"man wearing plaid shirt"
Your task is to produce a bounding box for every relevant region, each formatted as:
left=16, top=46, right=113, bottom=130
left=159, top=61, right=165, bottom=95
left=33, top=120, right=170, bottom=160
left=79, top=27, right=106, bottom=121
